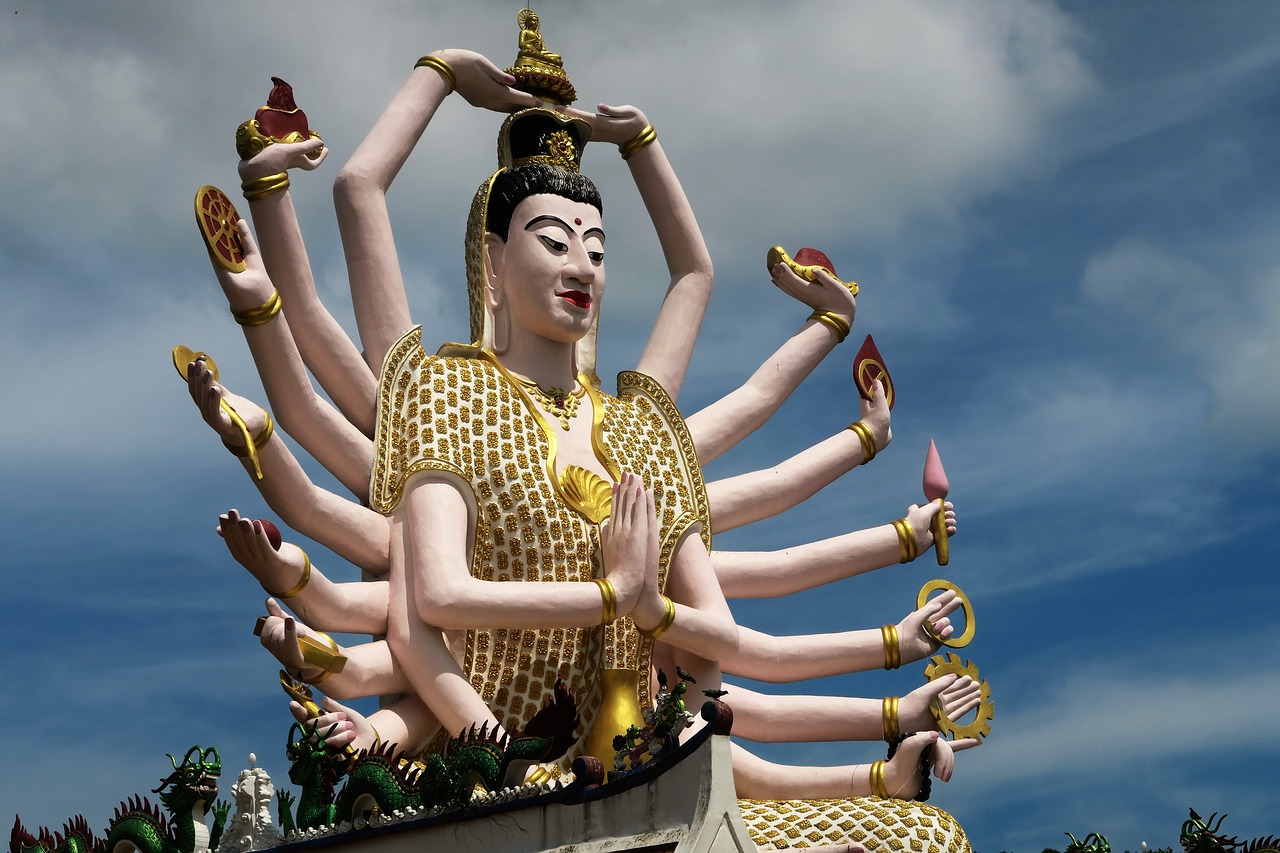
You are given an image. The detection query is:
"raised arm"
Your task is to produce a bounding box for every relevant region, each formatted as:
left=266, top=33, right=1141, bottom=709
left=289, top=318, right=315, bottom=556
left=335, top=50, right=539, bottom=369
left=185, top=359, right=389, bottom=573
left=575, top=105, right=713, bottom=399
left=706, top=379, right=891, bottom=533
left=687, top=263, right=857, bottom=463
left=208, top=221, right=374, bottom=498
left=238, top=136, right=377, bottom=434
left=710, top=500, right=956, bottom=598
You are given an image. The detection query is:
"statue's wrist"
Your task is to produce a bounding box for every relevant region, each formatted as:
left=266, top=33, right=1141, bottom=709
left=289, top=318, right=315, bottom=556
left=635, top=595, right=675, bottom=640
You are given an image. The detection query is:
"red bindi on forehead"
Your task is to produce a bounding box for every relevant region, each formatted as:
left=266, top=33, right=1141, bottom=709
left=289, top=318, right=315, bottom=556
left=574, top=217, right=582, bottom=226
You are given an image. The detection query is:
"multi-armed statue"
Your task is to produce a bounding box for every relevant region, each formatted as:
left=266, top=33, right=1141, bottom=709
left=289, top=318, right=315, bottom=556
left=183, top=10, right=988, bottom=851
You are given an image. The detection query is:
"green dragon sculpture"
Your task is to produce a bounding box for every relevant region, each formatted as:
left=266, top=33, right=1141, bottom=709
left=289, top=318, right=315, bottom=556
left=283, top=680, right=579, bottom=831
left=11, top=747, right=226, bottom=853
left=1180, top=809, right=1280, bottom=853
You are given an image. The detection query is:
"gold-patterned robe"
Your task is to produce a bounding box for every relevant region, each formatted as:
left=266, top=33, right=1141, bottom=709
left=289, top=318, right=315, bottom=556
left=370, top=328, right=710, bottom=769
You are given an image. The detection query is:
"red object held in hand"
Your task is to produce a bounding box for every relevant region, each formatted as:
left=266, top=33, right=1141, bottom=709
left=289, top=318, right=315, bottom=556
left=255, top=77, right=312, bottom=140
left=793, top=247, right=837, bottom=277
left=923, top=439, right=949, bottom=501
left=853, top=334, right=895, bottom=411
left=257, top=519, right=283, bottom=551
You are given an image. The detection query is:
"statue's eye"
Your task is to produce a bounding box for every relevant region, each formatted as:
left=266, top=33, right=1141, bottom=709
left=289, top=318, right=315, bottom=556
left=539, top=235, right=568, bottom=253
left=588, top=251, right=604, bottom=263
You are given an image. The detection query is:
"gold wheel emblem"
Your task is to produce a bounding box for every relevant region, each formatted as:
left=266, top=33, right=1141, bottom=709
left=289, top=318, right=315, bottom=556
left=925, top=652, right=993, bottom=741
left=194, top=185, right=246, bottom=272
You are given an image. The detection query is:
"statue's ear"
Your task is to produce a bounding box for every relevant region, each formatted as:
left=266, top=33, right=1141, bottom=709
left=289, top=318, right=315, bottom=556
left=483, top=232, right=505, bottom=312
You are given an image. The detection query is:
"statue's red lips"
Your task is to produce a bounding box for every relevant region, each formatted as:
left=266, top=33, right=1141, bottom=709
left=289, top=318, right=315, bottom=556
left=559, top=290, right=591, bottom=310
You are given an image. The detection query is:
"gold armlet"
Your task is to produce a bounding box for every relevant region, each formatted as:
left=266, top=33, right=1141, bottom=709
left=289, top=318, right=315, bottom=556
left=881, top=624, right=901, bottom=670
left=892, top=518, right=918, bottom=563
left=847, top=420, right=877, bottom=463
left=637, top=595, right=676, bottom=639
left=265, top=550, right=311, bottom=599
left=619, top=124, right=657, bottom=160
left=593, top=578, right=618, bottom=625
left=241, top=172, right=290, bottom=202
left=869, top=760, right=889, bottom=799
left=809, top=309, right=851, bottom=342
left=232, top=289, right=283, bottom=327
left=415, top=54, right=457, bottom=93
left=882, top=696, right=900, bottom=742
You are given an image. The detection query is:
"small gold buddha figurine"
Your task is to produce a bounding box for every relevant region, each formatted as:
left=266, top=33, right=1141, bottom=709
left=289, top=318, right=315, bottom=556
left=505, top=7, right=577, bottom=105
left=515, top=9, right=562, bottom=69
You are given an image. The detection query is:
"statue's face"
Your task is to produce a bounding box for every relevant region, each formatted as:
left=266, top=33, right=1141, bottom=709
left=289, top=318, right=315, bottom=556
left=490, top=193, right=605, bottom=345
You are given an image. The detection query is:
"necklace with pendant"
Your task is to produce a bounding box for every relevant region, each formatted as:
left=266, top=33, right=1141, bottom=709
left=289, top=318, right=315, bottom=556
left=514, top=375, right=585, bottom=430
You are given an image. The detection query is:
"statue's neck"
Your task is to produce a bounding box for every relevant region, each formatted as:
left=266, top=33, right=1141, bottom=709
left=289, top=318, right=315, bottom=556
left=495, top=329, right=579, bottom=390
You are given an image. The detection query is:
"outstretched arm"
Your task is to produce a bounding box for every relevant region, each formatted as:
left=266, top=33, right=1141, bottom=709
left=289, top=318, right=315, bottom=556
left=687, top=264, right=857, bottom=463
left=238, top=138, right=377, bottom=434
left=256, top=599, right=409, bottom=700
left=575, top=105, right=713, bottom=399
left=292, top=694, right=441, bottom=756
left=219, top=509, right=389, bottom=634
left=185, top=360, right=389, bottom=573
left=334, top=50, right=540, bottom=369
left=724, top=676, right=979, bottom=744
left=208, top=221, right=374, bottom=499
left=710, top=500, right=955, bottom=598
left=722, top=591, right=961, bottom=681
left=731, top=734, right=976, bottom=801
left=706, top=380, right=891, bottom=533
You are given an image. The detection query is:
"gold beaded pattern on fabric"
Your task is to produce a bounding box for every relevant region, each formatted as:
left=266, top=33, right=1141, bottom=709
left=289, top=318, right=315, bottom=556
left=737, top=798, right=970, bottom=852
left=368, top=328, right=711, bottom=769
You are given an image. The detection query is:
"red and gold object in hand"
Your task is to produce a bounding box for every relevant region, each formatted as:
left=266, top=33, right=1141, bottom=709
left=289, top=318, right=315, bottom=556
left=235, top=77, right=323, bottom=161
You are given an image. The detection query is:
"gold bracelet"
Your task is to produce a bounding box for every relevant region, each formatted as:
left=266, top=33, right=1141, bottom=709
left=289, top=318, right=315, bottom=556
left=892, top=518, right=918, bottom=563
left=232, top=289, right=283, bottom=327
left=265, top=549, right=311, bottom=599
left=637, top=595, right=676, bottom=639
left=809, top=309, right=851, bottom=342
left=869, top=760, right=889, bottom=798
left=882, top=696, right=900, bottom=742
left=847, top=420, right=877, bottom=463
left=415, top=54, right=456, bottom=93
left=881, top=624, right=901, bottom=670
left=224, top=412, right=275, bottom=457
left=593, top=578, right=618, bottom=625
left=241, top=171, right=290, bottom=202
left=619, top=124, right=657, bottom=160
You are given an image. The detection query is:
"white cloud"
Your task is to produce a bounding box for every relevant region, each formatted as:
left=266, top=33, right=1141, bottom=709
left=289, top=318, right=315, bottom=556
left=1082, top=238, right=1280, bottom=451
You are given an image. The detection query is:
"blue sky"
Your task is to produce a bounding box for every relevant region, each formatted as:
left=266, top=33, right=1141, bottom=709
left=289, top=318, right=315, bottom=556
left=3, top=3, right=1278, bottom=851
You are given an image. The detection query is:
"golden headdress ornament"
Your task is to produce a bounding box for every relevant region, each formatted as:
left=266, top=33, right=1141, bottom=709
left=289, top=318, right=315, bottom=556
left=459, top=8, right=599, bottom=377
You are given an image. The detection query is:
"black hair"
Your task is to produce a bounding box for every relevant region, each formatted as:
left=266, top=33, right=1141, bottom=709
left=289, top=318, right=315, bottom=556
left=485, top=164, right=602, bottom=240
